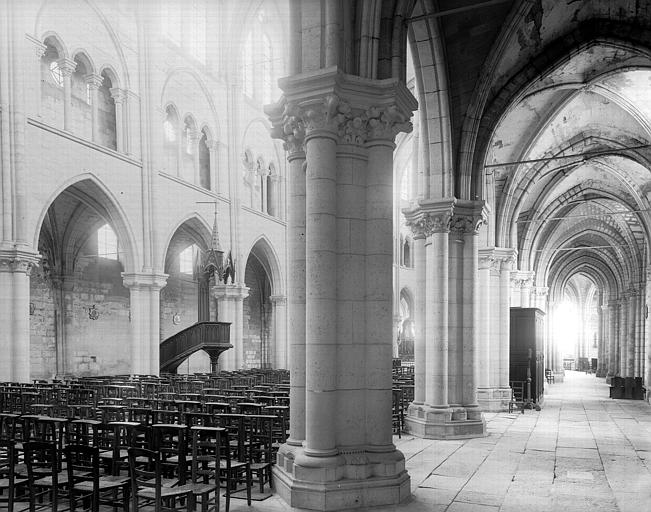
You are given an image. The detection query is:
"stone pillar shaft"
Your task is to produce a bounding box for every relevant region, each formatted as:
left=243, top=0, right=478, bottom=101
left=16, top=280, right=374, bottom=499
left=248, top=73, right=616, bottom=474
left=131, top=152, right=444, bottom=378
left=59, top=58, right=76, bottom=131
left=499, top=255, right=513, bottom=387
left=122, top=272, right=167, bottom=376
left=608, top=303, right=618, bottom=377
left=110, top=88, right=126, bottom=153
left=286, top=149, right=306, bottom=446
left=477, top=258, right=491, bottom=390
left=628, top=292, right=637, bottom=377
left=426, top=230, right=448, bottom=408
left=619, top=300, right=627, bottom=376
left=303, top=129, right=338, bottom=457
left=412, top=235, right=426, bottom=405
left=0, top=250, right=40, bottom=382
left=270, top=295, right=287, bottom=369
left=365, top=137, right=396, bottom=451
left=460, top=222, right=480, bottom=415
left=212, top=284, right=249, bottom=371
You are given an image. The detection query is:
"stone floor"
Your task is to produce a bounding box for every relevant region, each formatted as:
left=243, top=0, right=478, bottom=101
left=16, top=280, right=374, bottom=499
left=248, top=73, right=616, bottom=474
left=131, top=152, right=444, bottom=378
left=231, top=370, right=651, bottom=511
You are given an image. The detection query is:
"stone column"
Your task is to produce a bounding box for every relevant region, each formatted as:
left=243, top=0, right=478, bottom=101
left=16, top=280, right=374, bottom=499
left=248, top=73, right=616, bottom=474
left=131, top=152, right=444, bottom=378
left=58, top=57, right=76, bottom=131
left=426, top=224, right=450, bottom=412
left=597, top=304, right=609, bottom=377
left=365, top=118, right=403, bottom=457
left=206, top=139, right=220, bottom=194
left=268, top=70, right=415, bottom=510
left=122, top=272, right=167, bottom=376
left=270, top=295, right=287, bottom=369
left=477, top=250, right=493, bottom=405
left=110, top=88, right=126, bottom=153
left=450, top=203, right=486, bottom=422
left=188, top=129, right=201, bottom=185
left=265, top=94, right=306, bottom=472
left=476, top=248, right=511, bottom=411
left=628, top=290, right=637, bottom=377
left=0, top=249, right=40, bottom=382
left=25, top=35, right=46, bottom=119
left=404, top=200, right=487, bottom=437
left=410, top=233, right=426, bottom=406
left=497, top=249, right=516, bottom=388
left=607, top=301, right=618, bottom=381
left=85, top=73, right=104, bottom=144
left=646, top=270, right=651, bottom=396
left=212, top=284, right=249, bottom=371
left=619, top=297, right=627, bottom=376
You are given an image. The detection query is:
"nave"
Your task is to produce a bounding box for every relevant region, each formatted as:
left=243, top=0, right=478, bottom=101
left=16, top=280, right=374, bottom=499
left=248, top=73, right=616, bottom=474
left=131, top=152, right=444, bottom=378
left=244, top=371, right=651, bottom=512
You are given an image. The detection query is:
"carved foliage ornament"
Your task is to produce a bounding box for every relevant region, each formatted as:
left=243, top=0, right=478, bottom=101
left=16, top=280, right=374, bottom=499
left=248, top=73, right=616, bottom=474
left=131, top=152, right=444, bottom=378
left=272, top=94, right=412, bottom=152
left=449, top=212, right=486, bottom=235
left=406, top=211, right=452, bottom=237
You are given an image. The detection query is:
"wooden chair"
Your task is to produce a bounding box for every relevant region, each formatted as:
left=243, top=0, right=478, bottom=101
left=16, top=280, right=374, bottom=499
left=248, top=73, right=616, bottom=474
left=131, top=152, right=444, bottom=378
left=23, top=440, right=68, bottom=512
left=214, top=415, right=252, bottom=512
left=64, top=444, right=130, bottom=512
left=176, top=426, right=225, bottom=512
left=392, top=388, right=404, bottom=438
left=127, top=447, right=193, bottom=512
left=151, top=424, right=189, bottom=486
left=0, top=439, right=28, bottom=512
left=247, top=414, right=275, bottom=493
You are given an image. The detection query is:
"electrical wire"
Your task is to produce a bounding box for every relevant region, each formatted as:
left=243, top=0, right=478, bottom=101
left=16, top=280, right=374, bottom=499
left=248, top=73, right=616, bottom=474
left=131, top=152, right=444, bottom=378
left=484, top=143, right=651, bottom=169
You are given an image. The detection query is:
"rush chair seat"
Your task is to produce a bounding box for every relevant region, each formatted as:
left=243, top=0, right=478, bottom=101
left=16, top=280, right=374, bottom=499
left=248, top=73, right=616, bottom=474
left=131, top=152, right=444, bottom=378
left=246, top=414, right=275, bottom=494
left=0, top=439, right=28, bottom=512
left=23, top=440, right=69, bottom=512
left=127, top=447, right=193, bottom=512
left=151, top=423, right=189, bottom=487
left=214, top=415, right=252, bottom=512
left=65, top=444, right=130, bottom=512
left=175, top=426, right=226, bottom=512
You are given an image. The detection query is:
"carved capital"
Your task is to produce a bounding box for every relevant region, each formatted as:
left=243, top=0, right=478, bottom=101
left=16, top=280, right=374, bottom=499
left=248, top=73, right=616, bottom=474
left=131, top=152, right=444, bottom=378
left=494, top=247, right=517, bottom=271
left=478, top=249, right=499, bottom=271
left=85, top=73, right=104, bottom=90
left=109, top=87, right=126, bottom=104
left=0, top=249, right=41, bottom=275
left=365, top=104, right=413, bottom=141
left=269, top=101, right=306, bottom=156
left=57, top=58, right=77, bottom=77
left=121, top=272, right=168, bottom=291
left=269, top=295, right=287, bottom=305
left=406, top=211, right=452, bottom=237
left=511, top=270, right=535, bottom=288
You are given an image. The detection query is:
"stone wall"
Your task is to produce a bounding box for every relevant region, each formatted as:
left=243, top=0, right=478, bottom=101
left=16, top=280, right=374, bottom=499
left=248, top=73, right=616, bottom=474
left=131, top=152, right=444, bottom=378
left=29, top=257, right=131, bottom=379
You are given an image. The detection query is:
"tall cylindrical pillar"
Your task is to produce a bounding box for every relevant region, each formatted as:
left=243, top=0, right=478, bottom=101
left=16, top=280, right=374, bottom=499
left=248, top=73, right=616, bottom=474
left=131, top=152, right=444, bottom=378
left=303, top=126, right=338, bottom=458
left=412, top=234, right=426, bottom=405
left=365, top=133, right=397, bottom=452
left=426, top=229, right=449, bottom=409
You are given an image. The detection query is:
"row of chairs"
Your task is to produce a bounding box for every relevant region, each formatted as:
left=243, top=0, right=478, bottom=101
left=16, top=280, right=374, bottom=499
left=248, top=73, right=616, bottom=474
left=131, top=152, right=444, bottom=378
left=0, top=411, right=275, bottom=511
left=0, top=425, right=246, bottom=512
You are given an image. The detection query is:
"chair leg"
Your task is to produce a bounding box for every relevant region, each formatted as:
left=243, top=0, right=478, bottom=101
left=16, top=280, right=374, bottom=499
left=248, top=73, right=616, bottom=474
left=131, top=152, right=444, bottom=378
left=246, top=468, right=252, bottom=505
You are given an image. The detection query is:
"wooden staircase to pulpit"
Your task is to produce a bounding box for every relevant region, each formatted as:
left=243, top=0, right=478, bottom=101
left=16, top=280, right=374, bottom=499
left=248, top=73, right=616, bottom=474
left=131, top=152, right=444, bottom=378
left=160, top=321, right=232, bottom=373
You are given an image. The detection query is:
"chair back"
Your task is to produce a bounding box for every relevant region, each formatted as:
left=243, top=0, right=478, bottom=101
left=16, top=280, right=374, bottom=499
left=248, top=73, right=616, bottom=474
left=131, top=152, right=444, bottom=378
left=23, top=440, right=59, bottom=483
left=65, top=444, right=100, bottom=499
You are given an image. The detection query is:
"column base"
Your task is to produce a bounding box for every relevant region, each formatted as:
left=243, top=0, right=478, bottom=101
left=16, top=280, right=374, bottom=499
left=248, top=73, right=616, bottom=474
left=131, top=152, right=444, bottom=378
left=606, top=372, right=615, bottom=385
left=553, top=370, right=565, bottom=383
left=595, top=368, right=608, bottom=378
left=404, top=404, right=486, bottom=439
left=477, top=387, right=513, bottom=412
left=274, top=446, right=410, bottom=511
